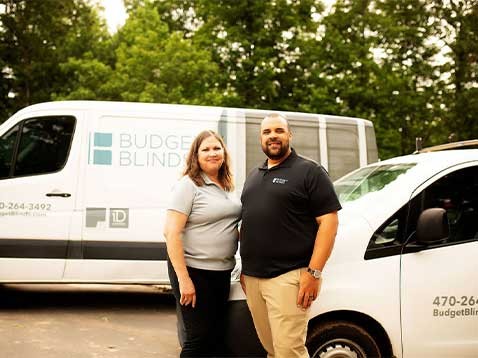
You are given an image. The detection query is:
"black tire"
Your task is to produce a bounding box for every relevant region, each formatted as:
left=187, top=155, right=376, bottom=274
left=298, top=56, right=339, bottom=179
left=306, top=320, right=382, bottom=358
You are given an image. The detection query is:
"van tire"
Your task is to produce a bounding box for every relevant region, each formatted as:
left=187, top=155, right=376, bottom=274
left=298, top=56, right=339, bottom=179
left=307, top=320, right=381, bottom=358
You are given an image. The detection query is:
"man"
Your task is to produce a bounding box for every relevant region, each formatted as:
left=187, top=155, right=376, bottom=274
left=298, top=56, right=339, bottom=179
left=240, top=113, right=341, bottom=358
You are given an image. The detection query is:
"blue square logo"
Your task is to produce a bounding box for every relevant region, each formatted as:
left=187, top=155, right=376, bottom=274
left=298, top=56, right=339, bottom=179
left=93, top=150, right=112, bottom=165
left=94, top=132, right=112, bottom=147
left=89, top=132, right=113, bottom=165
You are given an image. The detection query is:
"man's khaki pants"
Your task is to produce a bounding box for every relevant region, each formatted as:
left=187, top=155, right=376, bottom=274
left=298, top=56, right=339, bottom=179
left=243, top=268, right=309, bottom=358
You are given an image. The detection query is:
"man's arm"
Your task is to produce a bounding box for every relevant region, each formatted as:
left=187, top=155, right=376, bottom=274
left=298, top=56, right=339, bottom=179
left=309, top=211, right=339, bottom=271
left=297, top=211, right=339, bottom=309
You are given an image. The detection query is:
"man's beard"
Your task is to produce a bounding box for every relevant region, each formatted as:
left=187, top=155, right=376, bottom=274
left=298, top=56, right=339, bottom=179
left=262, top=140, right=289, bottom=160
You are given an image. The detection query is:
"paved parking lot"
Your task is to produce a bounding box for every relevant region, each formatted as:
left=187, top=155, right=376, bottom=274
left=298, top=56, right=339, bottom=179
left=0, top=284, right=180, bottom=358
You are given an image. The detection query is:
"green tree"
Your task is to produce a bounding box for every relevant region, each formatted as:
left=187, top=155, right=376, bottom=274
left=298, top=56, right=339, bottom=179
left=372, top=0, right=447, bottom=156
left=432, top=0, right=478, bottom=142
left=116, top=2, right=222, bottom=104
left=304, top=0, right=381, bottom=117
left=61, top=1, right=222, bottom=105
left=3, top=0, right=475, bottom=156
left=0, top=0, right=109, bottom=122
left=167, top=0, right=327, bottom=109
left=308, top=0, right=446, bottom=158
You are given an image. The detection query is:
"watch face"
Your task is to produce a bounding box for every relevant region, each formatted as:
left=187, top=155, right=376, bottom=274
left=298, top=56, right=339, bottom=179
left=308, top=268, right=321, bottom=278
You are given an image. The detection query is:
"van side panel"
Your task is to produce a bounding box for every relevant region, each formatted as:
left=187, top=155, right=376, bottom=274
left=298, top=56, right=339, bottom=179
left=63, top=107, right=223, bottom=283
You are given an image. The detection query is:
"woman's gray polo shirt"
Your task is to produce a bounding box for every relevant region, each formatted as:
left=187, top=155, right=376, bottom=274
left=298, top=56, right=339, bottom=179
left=167, top=174, right=241, bottom=271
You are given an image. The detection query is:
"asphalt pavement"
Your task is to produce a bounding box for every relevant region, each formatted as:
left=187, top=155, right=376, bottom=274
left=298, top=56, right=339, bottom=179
left=0, top=284, right=180, bottom=358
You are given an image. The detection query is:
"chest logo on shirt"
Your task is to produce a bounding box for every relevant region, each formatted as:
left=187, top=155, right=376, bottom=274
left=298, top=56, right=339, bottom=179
left=272, top=177, right=288, bottom=185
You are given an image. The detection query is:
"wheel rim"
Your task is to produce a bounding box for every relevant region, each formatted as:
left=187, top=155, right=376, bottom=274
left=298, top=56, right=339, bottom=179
left=311, top=338, right=367, bottom=358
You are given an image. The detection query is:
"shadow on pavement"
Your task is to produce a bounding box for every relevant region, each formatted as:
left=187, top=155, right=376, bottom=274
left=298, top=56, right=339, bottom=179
left=0, top=284, right=175, bottom=311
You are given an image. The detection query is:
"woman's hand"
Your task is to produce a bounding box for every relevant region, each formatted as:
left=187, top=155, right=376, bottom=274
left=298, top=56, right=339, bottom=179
left=164, top=210, right=196, bottom=307
left=178, top=275, right=196, bottom=308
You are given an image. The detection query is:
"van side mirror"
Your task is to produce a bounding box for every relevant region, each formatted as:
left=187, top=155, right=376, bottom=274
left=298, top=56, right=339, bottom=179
left=416, top=208, right=449, bottom=245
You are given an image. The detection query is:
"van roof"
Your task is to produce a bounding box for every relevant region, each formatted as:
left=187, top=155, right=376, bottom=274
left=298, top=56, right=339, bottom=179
left=13, top=100, right=374, bottom=127
left=377, top=149, right=478, bottom=168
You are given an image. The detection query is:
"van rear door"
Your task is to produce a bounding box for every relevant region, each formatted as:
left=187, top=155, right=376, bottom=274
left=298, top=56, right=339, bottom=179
left=0, top=112, right=82, bottom=281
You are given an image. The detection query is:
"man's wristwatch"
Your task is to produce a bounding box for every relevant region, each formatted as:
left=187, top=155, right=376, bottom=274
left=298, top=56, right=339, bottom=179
left=307, top=267, right=322, bottom=279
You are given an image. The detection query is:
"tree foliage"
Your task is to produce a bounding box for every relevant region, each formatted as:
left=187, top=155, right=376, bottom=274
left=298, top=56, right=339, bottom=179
left=432, top=0, right=478, bottom=142
left=0, top=0, right=108, bottom=119
left=1, top=0, right=477, bottom=159
left=56, top=1, right=222, bottom=104
left=191, top=0, right=327, bottom=110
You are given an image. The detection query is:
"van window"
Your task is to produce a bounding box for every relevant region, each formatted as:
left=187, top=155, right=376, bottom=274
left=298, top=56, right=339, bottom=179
left=326, top=123, right=359, bottom=179
left=0, top=124, right=20, bottom=179
left=245, top=120, right=262, bottom=175
left=364, top=202, right=410, bottom=259
left=365, top=165, right=478, bottom=259
left=12, top=116, right=75, bottom=177
left=289, top=120, right=320, bottom=164
left=418, top=166, right=478, bottom=243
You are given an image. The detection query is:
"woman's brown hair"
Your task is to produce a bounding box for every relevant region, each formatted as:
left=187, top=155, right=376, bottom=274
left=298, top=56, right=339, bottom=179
left=183, top=130, right=234, bottom=191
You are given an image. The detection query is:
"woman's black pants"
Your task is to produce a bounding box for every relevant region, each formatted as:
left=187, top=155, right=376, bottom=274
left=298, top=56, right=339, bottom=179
left=168, top=260, right=232, bottom=357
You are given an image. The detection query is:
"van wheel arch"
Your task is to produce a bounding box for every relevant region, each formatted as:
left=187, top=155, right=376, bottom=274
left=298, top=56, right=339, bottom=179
left=306, top=311, right=393, bottom=358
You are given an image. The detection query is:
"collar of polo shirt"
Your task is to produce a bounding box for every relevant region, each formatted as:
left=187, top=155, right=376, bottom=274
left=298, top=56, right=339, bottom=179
left=201, top=172, right=218, bottom=186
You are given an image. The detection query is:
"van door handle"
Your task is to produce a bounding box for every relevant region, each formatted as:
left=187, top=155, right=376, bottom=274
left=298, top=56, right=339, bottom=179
left=46, top=193, right=71, bottom=198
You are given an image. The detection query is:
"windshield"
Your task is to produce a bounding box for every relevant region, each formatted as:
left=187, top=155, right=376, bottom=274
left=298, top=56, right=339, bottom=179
left=334, top=164, right=416, bottom=203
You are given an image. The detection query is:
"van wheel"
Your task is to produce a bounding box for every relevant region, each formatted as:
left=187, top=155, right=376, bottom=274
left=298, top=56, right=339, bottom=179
left=307, top=321, right=381, bottom=358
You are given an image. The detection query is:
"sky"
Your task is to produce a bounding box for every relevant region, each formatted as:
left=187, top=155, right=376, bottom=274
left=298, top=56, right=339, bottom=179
left=100, top=0, right=128, bottom=33
left=100, top=0, right=336, bottom=34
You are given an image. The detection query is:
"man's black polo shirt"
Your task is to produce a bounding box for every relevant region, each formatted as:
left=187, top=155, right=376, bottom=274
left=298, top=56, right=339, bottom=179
left=240, top=149, right=342, bottom=278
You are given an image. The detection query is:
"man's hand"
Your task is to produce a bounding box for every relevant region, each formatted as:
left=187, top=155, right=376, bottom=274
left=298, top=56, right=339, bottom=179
left=240, top=273, right=246, bottom=294
left=297, top=270, right=322, bottom=310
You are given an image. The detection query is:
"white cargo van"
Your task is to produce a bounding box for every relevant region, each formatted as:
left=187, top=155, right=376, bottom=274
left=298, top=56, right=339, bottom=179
left=0, top=100, right=377, bottom=284
left=227, top=142, right=478, bottom=358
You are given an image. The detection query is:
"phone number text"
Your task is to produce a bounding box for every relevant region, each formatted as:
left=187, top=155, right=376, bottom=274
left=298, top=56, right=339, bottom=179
left=0, top=202, right=52, bottom=211
left=433, top=296, right=478, bottom=307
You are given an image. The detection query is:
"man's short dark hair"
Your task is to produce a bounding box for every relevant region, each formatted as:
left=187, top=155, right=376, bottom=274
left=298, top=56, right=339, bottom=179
left=263, top=113, right=290, bottom=131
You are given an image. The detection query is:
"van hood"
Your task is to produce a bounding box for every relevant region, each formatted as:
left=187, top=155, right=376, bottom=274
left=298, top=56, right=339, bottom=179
left=338, top=198, right=389, bottom=231
left=324, top=207, right=375, bottom=265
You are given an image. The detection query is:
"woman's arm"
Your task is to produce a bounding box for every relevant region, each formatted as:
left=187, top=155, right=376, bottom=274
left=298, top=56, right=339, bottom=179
left=164, top=209, right=197, bottom=307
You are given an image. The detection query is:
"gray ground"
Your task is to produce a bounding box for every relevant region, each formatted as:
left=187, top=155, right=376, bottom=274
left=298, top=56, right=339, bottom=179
left=0, top=284, right=180, bottom=358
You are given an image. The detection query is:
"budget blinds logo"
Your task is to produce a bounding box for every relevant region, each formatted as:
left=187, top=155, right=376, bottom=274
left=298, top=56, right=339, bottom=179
left=87, top=130, right=193, bottom=168
left=89, top=132, right=113, bottom=165
left=272, top=177, right=288, bottom=184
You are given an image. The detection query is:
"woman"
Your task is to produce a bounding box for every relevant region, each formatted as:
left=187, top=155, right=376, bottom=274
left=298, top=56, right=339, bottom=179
left=163, top=130, right=241, bottom=357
